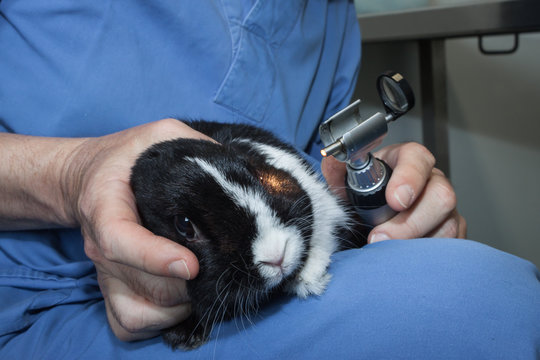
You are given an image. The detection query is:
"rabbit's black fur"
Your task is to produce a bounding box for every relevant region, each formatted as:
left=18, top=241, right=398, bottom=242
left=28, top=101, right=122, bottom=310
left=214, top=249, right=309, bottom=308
left=131, top=121, right=355, bottom=349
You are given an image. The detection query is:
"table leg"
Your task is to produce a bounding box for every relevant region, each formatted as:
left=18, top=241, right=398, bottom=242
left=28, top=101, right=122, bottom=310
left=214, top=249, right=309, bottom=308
left=419, top=39, right=450, bottom=176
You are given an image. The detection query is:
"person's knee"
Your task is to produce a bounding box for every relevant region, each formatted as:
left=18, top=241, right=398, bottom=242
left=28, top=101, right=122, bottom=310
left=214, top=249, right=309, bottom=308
left=323, top=239, right=540, bottom=358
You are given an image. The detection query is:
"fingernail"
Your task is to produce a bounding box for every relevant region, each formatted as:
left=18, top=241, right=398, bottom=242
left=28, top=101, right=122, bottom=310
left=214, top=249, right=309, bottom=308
left=395, top=185, right=414, bottom=209
left=369, top=233, right=390, bottom=244
left=169, top=260, right=191, bottom=280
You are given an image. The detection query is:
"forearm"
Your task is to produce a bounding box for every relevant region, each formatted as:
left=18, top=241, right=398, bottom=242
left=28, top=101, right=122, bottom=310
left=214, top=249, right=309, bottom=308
left=0, top=133, right=85, bottom=230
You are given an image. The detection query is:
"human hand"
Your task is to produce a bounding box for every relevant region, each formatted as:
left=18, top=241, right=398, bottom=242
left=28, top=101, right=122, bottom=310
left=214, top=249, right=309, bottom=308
left=322, top=142, right=467, bottom=243
left=63, top=119, right=211, bottom=341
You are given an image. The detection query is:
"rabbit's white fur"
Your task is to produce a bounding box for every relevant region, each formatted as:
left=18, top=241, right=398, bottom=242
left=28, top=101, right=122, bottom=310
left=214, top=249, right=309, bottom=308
left=234, top=139, right=349, bottom=297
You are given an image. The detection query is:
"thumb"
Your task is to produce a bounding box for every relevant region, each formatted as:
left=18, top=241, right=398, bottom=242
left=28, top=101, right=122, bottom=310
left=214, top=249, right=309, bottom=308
left=96, top=217, right=199, bottom=280
left=321, top=156, right=348, bottom=201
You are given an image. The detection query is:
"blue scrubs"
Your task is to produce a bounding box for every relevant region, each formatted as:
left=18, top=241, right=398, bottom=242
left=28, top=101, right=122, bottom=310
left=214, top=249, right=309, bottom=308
left=1, top=1, right=539, bottom=358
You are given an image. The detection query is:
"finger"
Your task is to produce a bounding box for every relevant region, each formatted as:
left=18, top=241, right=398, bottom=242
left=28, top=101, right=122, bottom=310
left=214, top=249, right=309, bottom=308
left=103, top=294, right=162, bottom=342
left=427, top=211, right=468, bottom=239
left=368, top=171, right=457, bottom=242
left=99, top=273, right=191, bottom=341
left=426, top=211, right=459, bottom=238
left=374, top=143, right=436, bottom=212
left=116, top=261, right=191, bottom=307
left=457, top=214, right=467, bottom=238
left=321, top=156, right=347, bottom=200
left=136, top=118, right=218, bottom=148
left=97, top=217, right=199, bottom=280
left=83, top=177, right=199, bottom=280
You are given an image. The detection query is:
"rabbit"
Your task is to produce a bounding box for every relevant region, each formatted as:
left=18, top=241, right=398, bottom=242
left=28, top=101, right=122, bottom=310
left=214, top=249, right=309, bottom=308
left=130, top=121, right=357, bottom=350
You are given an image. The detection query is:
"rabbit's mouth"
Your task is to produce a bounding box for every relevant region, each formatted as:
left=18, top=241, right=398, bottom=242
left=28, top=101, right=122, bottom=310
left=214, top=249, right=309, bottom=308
left=252, top=226, right=304, bottom=290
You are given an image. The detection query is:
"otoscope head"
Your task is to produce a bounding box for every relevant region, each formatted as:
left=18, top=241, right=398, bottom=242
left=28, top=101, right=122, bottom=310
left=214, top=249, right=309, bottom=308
left=319, top=71, right=415, bottom=226
left=319, top=71, right=415, bottom=166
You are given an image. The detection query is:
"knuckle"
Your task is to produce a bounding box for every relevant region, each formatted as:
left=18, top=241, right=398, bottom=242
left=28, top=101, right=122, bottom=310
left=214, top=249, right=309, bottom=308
left=154, top=118, right=182, bottom=134
left=405, top=142, right=436, bottom=168
left=115, top=311, right=145, bottom=334
left=93, top=224, right=118, bottom=263
left=83, top=238, right=102, bottom=262
left=148, top=118, right=202, bottom=144
left=442, top=218, right=459, bottom=238
left=99, top=240, right=116, bottom=262
left=432, top=167, right=446, bottom=177
left=433, top=182, right=457, bottom=213
left=79, top=201, right=118, bottom=264
left=409, top=222, right=424, bottom=239
left=106, top=291, right=146, bottom=335
left=401, top=217, right=424, bottom=240
left=81, top=225, right=108, bottom=264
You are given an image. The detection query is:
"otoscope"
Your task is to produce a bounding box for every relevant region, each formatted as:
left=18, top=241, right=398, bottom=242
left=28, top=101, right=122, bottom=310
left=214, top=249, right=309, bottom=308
left=319, top=71, right=415, bottom=226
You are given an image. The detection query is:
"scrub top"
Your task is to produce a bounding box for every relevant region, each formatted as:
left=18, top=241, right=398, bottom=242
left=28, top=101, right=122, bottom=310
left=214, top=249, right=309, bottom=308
left=0, top=0, right=360, bottom=155
left=1, top=1, right=539, bottom=359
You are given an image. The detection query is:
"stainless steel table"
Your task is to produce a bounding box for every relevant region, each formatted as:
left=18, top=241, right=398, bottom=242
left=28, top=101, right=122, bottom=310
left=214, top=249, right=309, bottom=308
left=357, top=0, right=540, bottom=175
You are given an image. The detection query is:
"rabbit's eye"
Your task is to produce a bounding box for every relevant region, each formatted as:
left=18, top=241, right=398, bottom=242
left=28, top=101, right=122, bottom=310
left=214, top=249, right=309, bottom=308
left=174, top=215, right=196, bottom=241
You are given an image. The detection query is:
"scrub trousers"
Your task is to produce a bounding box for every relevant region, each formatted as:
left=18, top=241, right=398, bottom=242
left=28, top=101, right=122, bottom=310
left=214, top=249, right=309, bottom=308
left=1, top=230, right=539, bottom=359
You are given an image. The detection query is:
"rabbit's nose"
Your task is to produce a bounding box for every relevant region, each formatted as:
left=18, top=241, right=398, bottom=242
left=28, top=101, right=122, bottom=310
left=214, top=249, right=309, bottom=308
left=260, top=255, right=284, bottom=269
left=259, top=251, right=286, bottom=274
left=253, top=229, right=303, bottom=289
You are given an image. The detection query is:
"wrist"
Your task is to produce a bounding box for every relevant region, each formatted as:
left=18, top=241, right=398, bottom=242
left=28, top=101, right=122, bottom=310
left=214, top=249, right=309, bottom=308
left=58, top=137, right=95, bottom=228
left=0, top=133, right=89, bottom=229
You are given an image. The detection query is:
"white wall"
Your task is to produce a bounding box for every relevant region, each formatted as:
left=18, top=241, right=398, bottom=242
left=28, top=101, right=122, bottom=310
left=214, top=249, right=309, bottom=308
left=446, top=33, right=540, bottom=267
left=355, top=33, right=540, bottom=268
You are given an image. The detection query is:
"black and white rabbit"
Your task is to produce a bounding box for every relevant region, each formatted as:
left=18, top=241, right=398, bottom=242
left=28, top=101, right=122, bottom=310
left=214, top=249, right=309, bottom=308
left=130, top=121, right=356, bottom=349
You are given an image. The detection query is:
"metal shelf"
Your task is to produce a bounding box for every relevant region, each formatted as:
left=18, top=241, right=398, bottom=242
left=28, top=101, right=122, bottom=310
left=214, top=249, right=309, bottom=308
left=358, top=0, right=540, bottom=43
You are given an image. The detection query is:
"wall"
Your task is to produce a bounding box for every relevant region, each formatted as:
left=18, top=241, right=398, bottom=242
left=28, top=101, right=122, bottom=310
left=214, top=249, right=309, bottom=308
left=446, top=33, right=540, bottom=267
left=354, top=33, right=540, bottom=268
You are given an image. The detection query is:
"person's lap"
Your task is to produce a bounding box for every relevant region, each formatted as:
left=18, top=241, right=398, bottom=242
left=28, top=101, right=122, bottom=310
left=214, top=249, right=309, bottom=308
left=1, top=232, right=538, bottom=359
